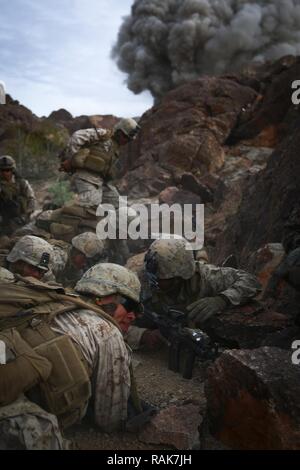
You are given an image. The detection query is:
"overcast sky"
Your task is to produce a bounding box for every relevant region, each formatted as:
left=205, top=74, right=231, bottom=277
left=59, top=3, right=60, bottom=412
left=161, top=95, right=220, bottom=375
left=0, top=0, right=153, bottom=117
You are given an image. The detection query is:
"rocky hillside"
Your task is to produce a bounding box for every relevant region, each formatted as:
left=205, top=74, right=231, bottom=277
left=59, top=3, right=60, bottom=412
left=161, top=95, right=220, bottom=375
left=0, top=96, right=119, bottom=180
left=1, top=55, right=299, bottom=266
left=116, top=55, right=300, bottom=270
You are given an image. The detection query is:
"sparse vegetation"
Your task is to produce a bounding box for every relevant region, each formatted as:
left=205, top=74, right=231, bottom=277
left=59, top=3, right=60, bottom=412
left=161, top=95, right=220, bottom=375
left=48, top=180, right=74, bottom=207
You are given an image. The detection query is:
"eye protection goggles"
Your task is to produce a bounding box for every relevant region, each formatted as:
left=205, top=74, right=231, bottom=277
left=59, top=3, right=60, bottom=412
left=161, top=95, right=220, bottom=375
left=95, top=295, right=143, bottom=316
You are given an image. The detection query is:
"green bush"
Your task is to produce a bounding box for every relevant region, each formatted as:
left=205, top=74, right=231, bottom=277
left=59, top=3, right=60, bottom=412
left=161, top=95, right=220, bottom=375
left=48, top=180, right=74, bottom=207
left=4, top=121, right=69, bottom=179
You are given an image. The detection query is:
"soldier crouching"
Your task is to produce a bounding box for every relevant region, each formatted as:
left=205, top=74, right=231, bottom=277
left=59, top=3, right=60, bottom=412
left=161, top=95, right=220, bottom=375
left=0, top=237, right=143, bottom=449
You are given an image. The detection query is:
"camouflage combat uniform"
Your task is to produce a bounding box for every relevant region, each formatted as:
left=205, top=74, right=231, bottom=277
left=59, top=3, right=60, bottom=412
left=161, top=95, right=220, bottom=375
left=0, top=169, right=36, bottom=235
left=144, top=238, right=260, bottom=308
left=0, top=238, right=133, bottom=449
left=150, top=261, right=262, bottom=310
left=66, top=128, right=121, bottom=209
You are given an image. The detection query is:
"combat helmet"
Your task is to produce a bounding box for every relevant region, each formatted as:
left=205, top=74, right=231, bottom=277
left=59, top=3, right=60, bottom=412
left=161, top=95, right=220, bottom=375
left=71, top=232, right=105, bottom=259
left=113, top=118, right=140, bottom=139
left=0, top=155, right=16, bottom=170
left=7, top=235, right=53, bottom=272
left=75, top=262, right=141, bottom=303
left=145, top=237, right=195, bottom=286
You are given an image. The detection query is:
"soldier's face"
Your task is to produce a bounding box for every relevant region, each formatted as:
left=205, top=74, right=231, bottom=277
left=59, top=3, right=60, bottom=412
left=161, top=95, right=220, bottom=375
left=95, top=294, right=136, bottom=333
left=115, top=130, right=130, bottom=146
left=11, top=261, right=45, bottom=280
left=71, top=250, right=88, bottom=270
left=1, top=168, right=13, bottom=182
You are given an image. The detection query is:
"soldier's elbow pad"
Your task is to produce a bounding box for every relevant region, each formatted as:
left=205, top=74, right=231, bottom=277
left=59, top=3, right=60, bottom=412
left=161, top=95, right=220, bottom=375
left=0, top=356, right=43, bottom=406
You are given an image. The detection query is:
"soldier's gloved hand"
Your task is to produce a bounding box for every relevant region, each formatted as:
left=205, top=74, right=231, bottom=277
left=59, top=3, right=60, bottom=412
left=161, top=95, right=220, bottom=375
left=140, top=329, right=164, bottom=349
left=187, top=296, right=228, bottom=325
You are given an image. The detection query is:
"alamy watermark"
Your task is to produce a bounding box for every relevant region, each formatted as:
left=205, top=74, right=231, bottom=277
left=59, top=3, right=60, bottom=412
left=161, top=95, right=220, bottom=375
left=0, top=340, right=6, bottom=364
left=0, top=81, right=6, bottom=105
left=291, top=340, right=300, bottom=365
left=291, top=80, right=300, bottom=105
left=96, top=197, right=204, bottom=250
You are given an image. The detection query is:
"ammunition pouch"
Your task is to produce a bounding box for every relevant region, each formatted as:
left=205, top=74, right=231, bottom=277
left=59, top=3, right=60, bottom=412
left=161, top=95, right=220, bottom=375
left=22, top=321, right=92, bottom=429
left=71, top=142, right=114, bottom=179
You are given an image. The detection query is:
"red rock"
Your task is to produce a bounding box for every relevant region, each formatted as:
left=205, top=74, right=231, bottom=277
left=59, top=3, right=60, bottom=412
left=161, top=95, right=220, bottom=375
left=203, top=302, right=291, bottom=349
left=214, top=112, right=300, bottom=268
left=248, top=243, right=285, bottom=292
left=158, top=187, right=202, bottom=206
left=204, top=347, right=300, bottom=449
left=119, top=76, right=257, bottom=197
left=180, top=173, right=213, bottom=203
left=139, top=404, right=201, bottom=450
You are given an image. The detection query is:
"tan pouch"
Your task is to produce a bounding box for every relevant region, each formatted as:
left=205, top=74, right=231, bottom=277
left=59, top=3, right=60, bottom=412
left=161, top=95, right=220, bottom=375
left=84, top=154, right=107, bottom=174
left=50, top=223, right=76, bottom=242
left=71, top=148, right=90, bottom=169
left=33, top=334, right=91, bottom=425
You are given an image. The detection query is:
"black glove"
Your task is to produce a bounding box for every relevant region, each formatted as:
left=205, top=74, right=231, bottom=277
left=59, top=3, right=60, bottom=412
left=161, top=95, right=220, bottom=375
left=187, top=296, right=228, bottom=325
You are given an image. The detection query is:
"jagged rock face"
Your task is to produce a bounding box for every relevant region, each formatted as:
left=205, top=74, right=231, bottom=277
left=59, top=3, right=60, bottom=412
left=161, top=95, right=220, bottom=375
left=213, top=112, right=300, bottom=268
left=228, top=56, right=300, bottom=145
left=48, top=111, right=119, bottom=134
left=0, top=97, right=121, bottom=179
left=202, top=303, right=291, bottom=349
left=204, top=347, right=300, bottom=450
left=118, top=77, right=257, bottom=197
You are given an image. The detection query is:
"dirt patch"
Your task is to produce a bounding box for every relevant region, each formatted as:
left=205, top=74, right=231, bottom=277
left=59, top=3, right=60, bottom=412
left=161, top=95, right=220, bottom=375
left=66, top=345, right=209, bottom=450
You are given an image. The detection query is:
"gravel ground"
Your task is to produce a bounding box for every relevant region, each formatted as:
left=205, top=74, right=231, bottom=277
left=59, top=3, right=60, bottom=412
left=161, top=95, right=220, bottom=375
left=65, top=344, right=210, bottom=450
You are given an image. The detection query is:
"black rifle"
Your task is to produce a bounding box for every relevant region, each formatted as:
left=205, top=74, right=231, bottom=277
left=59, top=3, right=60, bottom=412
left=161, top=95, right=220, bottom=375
left=138, top=306, right=218, bottom=379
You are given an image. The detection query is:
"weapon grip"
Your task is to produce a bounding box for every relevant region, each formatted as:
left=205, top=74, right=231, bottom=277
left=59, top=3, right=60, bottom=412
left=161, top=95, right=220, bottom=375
left=168, top=339, right=181, bottom=373
left=181, top=348, right=196, bottom=380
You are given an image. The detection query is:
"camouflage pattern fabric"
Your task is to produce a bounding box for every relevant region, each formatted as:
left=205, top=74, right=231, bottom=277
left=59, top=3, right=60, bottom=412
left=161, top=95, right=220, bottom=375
left=0, top=175, right=36, bottom=215
left=151, top=261, right=261, bottom=309
left=0, top=267, right=15, bottom=283
left=0, top=395, right=69, bottom=450
left=51, top=309, right=131, bottom=432
left=75, top=263, right=141, bottom=303
left=66, top=128, right=112, bottom=156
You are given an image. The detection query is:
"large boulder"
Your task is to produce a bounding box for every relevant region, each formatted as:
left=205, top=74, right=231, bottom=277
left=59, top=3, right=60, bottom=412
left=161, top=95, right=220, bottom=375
left=203, top=303, right=291, bottom=349
left=139, top=404, right=201, bottom=450
left=119, top=77, right=257, bottom=197
left=204, top=347, right=300, bottom=450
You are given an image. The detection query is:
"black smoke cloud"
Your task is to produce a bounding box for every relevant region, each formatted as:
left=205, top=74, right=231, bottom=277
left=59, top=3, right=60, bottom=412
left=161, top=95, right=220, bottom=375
left=112, top=0, right=300, bottom=100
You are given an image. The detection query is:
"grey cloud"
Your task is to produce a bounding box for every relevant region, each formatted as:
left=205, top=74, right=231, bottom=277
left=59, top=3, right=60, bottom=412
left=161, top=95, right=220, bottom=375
left=113, top=0, right=300, bottom=100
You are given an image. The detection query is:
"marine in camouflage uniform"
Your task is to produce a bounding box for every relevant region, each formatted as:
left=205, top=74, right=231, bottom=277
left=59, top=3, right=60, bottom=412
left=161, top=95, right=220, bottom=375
left=0, top=238, right=140, bottom=448
left=143, top=238, right=262, bottom=326
left=6, top=235, right=55, bottom=282
left=58, top=232, right=108, bottom=287
left=36, top=119, right=139, bottom=263
left=0, top=156, right=36, bottom=236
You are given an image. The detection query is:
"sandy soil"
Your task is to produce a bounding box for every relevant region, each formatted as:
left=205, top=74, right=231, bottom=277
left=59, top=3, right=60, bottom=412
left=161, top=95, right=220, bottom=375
left=65, top=344, right=210, bottom=450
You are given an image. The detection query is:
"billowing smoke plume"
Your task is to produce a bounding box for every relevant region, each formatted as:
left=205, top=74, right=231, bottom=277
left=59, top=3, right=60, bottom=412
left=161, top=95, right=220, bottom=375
left=113, top=0, right=300, bottom=99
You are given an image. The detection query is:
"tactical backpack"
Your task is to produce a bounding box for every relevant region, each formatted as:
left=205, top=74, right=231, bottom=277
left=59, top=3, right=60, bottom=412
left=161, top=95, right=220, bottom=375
left=0, top=276, right=120, bottom=428
left=71, top=130, right=118, bottom=180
